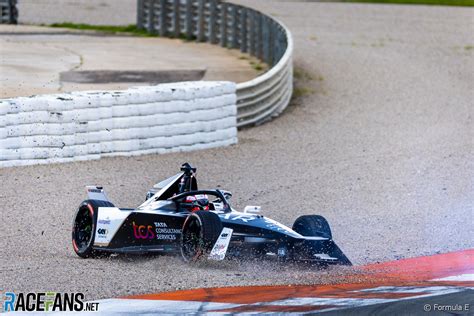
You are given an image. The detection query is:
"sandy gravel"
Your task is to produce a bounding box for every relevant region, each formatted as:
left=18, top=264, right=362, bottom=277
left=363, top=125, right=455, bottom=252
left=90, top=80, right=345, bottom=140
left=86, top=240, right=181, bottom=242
left=1, top=1, right=473, bottom=300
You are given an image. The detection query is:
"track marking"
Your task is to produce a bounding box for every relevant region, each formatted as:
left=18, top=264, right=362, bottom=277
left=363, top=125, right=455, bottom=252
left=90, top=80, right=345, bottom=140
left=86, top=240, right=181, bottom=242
left=432, top=273, right=474, bottom=282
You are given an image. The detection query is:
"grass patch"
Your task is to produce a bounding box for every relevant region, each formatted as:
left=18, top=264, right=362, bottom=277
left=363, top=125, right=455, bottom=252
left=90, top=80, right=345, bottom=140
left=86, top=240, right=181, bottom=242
left=465, top=45, right=474, bottom=51
left=49, top=23, right=154, bottom=36
left=292, top=66, right=320, bottom=100
left=293, top=87, right=315, bottom=98
left=176, top=33, right=197, bottom=41
left=294, top=67, right=315, bottom=81
left=250, top=61, right=265, bottom=71
left=372, top=41, right=385, bottom=47
left=341, top=0, right=474, bottom=6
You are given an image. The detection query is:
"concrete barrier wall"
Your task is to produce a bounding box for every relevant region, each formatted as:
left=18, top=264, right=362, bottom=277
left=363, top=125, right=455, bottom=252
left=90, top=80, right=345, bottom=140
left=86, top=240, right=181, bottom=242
left=0, top=81, right=237, bottom=167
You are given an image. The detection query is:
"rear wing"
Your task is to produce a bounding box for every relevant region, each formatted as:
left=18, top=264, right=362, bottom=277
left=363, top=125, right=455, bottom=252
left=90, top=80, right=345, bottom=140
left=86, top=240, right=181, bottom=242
left=139, top=172, right=183, bottom=209
left=86, top=186, right=110, bottom=202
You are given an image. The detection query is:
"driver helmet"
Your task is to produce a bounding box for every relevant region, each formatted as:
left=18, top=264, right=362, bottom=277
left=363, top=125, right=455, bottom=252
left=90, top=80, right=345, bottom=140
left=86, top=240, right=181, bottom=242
left=184, top=194, right=209, bottom=211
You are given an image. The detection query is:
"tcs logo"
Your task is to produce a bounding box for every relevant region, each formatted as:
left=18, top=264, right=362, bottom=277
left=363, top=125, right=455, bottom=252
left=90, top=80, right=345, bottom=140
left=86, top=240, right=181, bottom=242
left=132, top=222, right=155, bottom=240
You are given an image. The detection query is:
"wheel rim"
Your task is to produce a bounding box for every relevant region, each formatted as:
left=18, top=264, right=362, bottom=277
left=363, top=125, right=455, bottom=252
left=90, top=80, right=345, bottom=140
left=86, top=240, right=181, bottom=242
left=181, top=217, right=203, bottom=261
left=73, top=206, right=93, bottom=252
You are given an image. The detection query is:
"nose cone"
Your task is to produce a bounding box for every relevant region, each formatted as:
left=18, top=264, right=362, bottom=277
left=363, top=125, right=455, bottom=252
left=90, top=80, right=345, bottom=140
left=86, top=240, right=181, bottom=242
left=220, top=213, right=302, bottom=238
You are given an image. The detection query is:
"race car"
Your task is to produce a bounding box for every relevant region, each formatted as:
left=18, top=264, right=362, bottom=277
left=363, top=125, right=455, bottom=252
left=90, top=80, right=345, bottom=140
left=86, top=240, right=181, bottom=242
left=72, top=163, right=351, bottom=265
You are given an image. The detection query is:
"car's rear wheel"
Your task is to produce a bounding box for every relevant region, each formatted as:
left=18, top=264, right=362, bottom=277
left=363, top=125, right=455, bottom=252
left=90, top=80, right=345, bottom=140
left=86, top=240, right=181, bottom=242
left=180, top=211, right=222, bottom=262
left=72, top=199, right=114, bottom=258
left=292, top=215, right=332, bottom=239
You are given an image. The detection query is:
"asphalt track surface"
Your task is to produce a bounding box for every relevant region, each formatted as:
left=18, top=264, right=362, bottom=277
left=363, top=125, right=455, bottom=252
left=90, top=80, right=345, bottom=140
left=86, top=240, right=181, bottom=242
left=319, top=291, right=474, bottom=315
left=0, top=24, right=261, bottom=98
left=1, top=0, right=473, bottom=302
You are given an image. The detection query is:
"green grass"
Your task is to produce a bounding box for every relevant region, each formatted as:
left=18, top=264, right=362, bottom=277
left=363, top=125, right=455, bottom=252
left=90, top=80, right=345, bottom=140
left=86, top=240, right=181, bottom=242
left=249, top=60, right=266, bottom=72
left=294, top=67, right=315, bottom=81
left=49, top=23, right=154, bottom=36
left=341, top=0, right=474, bottom=6
left=293, top=67, right=319, bottom=99
left=252, top=64, right=264, bottom=71
left=293, top=87, right=315, bottom=98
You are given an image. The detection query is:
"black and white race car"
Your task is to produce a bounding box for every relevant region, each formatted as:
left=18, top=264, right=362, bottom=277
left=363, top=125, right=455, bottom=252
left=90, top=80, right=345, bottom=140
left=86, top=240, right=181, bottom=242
left=72, top=163, right=351, bottom=265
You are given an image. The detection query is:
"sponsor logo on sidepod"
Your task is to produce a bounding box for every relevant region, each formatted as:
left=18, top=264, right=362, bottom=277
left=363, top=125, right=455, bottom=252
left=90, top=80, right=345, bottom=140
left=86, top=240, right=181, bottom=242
left=132, top=222, right=181, bottom=240
left=132, top=222, right=155, bottom=240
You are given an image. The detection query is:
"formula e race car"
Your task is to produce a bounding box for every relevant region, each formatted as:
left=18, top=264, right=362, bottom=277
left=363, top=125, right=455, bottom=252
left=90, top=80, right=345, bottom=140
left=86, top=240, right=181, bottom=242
left=72, top=163, right=351, bottom=265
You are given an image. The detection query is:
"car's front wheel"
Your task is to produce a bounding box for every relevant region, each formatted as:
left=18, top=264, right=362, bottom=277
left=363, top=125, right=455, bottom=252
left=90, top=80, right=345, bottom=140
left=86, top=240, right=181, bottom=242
left=180, top=211, right=222, bottom=262
left=72, top=199, right=114, bottom=258
left=292, top=215, right=332, bottom=239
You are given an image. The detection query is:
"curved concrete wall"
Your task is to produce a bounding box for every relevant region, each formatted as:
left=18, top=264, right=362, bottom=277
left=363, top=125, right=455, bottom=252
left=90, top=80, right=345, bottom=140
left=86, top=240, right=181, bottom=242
left=0, top=81, right=237, bottom=167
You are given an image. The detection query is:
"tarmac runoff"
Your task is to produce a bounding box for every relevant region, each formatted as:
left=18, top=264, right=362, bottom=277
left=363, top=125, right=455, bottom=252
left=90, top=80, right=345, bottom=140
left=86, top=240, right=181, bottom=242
left=85, top=250, right=474, bottom=315
left=0, top=24, right=263, bottom=98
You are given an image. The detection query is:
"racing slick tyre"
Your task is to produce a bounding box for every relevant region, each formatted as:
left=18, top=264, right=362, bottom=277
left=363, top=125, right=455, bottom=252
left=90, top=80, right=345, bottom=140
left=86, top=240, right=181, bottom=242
left=180, top=211, right=223, bottom=262
left=292, top=215, right=332, bottom=239
left=72, top=199, right=115, bottom=258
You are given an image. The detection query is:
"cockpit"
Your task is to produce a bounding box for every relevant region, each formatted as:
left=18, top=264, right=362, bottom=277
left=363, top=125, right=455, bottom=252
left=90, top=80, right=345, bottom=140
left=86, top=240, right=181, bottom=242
left=138, top=163, right=232, bottom=214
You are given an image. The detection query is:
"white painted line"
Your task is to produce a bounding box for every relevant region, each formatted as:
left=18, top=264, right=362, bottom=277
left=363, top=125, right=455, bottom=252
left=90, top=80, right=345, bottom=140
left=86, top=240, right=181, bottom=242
left=267, top=297, right=397, bottom=307
left=432, top=273, right=474, bottom=282
left=357, top=285, right=464, bottom=294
